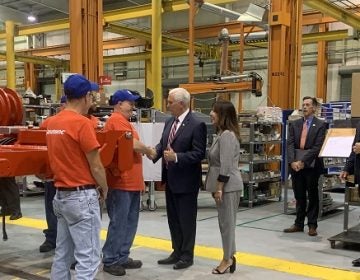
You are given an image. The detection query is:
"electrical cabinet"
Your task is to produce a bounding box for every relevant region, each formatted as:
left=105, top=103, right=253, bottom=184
left=239, top=121, right=282, bottom=207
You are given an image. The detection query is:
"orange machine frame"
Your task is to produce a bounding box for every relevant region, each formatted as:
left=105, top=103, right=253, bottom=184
left=0, top=129, right=133, bottom=177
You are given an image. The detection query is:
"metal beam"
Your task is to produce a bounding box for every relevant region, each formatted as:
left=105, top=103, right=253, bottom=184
left=103, top=49, right=187, bottom=64
left=105, top=0, right=239, bottom=21
left=105, top=23, right=204, bottom=50
left=304, top=0, right=360, bottom=30
left=0, top=0, right=239, bottom=38
left=0, top=50, right=68, bottom=66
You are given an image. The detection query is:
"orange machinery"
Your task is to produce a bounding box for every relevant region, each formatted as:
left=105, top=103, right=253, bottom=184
left=0, top=88, right=133, bottom=178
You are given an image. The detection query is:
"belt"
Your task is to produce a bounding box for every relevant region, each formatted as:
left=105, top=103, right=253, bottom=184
left=57, top=185, right=96, bottom=192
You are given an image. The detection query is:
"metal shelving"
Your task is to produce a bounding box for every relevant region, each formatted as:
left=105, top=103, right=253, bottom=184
left=239, top=121, right=282, bottom=207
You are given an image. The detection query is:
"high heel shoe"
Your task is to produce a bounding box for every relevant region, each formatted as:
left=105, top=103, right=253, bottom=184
left=211, top=256, right=236, bottom=274
left=229, top=256, right=236, bottom=273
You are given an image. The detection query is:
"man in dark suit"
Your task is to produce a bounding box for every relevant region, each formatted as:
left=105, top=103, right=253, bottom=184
left=284, top=96, right=326, bottom=237
left=151, top=87, right=207, bottom=270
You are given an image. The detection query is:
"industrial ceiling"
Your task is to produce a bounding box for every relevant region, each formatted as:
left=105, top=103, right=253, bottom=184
left=0, top=0, right=152, bottom=24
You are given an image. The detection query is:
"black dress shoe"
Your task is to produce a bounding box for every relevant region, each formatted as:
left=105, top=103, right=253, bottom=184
left=39, top=240, right=56, bottom=253
left=158, top=255, right=179, bottom=265
left=9, top=212, right=22, bottom=220
left=352, top=258, right=360, bottom=267
left=173, top=259, right=193, bottom=270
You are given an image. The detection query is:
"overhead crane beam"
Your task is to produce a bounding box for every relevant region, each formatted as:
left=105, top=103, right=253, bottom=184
left=10, top=28, right=349, bottom=66
left=0, top=50, right=68, bottom=67
left=0, top=0, right=239, bottom=39
left=230, top=29, right=350, bottom=49
left=103, top=49, right=188, bottom=64
left=105, top=23, right=204, bottom=51
left=304, top=0, right=360, bottom=30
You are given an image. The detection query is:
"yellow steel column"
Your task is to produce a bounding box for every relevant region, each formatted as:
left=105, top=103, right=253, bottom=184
left=5, top=21, right=16, bottom=90
left=316, top=23, right=328, bottom=102
left=69, top=0, right=103, bottom=81
left=151, top=0, right=162, bottom=110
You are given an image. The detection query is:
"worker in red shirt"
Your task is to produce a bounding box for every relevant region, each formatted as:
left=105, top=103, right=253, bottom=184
left=102, top=89, right=155, bottom=276
left=46, top=74, right=108, bottom=280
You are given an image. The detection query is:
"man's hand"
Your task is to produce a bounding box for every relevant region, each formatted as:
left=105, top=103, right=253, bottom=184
left=291, top=161, right=303, bottom=172
left=98, top=186, right=108, bottom=202
left=146, top=147, right=157, bottom=160
left=164, top=148, right=176, bottom=162
left=353, top=143, right=360, bottom=154
left=339, top=171, right=349, bottom=183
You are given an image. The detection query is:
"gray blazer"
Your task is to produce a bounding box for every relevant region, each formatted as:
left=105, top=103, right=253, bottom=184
left=205, top=130, right=243, bottom=193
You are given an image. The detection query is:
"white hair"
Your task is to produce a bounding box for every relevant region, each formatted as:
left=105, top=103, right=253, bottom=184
left=169, top=88, right=190, bottom=107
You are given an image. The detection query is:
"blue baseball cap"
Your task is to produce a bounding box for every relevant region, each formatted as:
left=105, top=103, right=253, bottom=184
left=110, top=89, right=140, bottom=105
left=64, top=74, right=91, bottom=98
left=60, top=95, right=67, bottom=103
left=90, top=82, right=99, bottom=91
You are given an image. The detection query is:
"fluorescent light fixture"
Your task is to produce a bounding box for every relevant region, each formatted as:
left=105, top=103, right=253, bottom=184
left=27, top=14, right=37, bottom=22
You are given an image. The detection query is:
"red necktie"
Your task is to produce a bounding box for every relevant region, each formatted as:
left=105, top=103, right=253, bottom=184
left=300, top=120, right=308, bottom=149
left=167, top=118, right=179, bottom=149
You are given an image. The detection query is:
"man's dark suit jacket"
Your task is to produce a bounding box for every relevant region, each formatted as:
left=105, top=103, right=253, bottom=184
left=287, top=117, right=326, bottom=173
left=154, top=112, right=207, bottom=193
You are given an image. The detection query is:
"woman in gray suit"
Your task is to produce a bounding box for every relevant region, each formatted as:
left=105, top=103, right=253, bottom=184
left=205, top=100, right=243, bottom=274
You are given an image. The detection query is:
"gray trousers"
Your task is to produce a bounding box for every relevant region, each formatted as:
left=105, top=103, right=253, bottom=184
left=217, top=191, right=241, bottom=260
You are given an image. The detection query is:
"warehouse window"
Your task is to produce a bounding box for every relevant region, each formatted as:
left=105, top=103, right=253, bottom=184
left=340, top=74, right=352, bottom=101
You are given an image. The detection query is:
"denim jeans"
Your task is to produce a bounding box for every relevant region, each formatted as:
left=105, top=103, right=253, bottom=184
left=43, top=180, right=57, bottom=246
left=102, top=189, right=140, bottom=266
left=50, top=188, right=101, bottom=280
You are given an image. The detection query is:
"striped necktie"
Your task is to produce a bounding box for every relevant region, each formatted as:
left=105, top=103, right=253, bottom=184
left=167, top=118, right=179, bottom=149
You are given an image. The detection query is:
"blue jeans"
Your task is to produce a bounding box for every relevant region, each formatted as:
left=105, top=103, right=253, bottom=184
left=43, top=180, right=57, bottom=245
left=102, top=189, right=140, bottom=266
left=51, top=189, right=101, bottom=280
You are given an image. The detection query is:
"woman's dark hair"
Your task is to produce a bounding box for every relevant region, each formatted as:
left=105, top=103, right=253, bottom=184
left=212, top=100, right=240, bottom=140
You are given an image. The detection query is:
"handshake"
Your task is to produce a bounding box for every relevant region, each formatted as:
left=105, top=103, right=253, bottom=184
left=144, top=147, right=157, bottom=160
left=143, top=146, right=177, bottom=162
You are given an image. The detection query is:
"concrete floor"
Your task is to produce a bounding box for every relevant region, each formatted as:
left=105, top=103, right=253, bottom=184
left=1, top=190, right=360, bottom=280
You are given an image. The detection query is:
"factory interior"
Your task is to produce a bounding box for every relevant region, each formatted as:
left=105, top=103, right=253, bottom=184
left=1, top=0, right=360, bottom=279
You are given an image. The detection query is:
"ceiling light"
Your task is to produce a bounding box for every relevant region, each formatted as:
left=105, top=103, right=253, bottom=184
left=27, top=14, right=37, bottom=22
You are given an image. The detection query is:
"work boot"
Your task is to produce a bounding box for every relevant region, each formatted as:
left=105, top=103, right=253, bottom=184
left=103, top=263, right=126, bottom=276
left=39, top=240, right=55, bottom=253
left=308, top=227, right=318, bottom=236
left=283, top=225, right=303, bottom=233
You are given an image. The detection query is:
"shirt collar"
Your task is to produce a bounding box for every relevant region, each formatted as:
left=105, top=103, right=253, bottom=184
left=304, top=116, right=314, bottom=125
left=176, top=109, right=189, bottom=125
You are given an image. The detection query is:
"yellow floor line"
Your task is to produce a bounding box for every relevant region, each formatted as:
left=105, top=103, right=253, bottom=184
left=3, top=217, right=360, bottom=280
